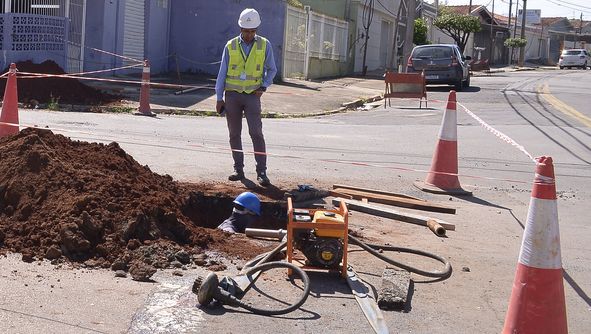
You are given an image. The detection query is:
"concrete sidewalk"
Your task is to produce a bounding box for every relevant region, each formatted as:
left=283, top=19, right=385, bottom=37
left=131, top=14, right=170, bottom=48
left=87, top=63, right=557, bottom=117
left=90, top=74, right=387, bottom=117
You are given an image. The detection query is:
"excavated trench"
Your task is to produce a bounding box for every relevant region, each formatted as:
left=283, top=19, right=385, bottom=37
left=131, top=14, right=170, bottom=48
left=0, top=128, right=288, bottom=277
left=181, top=191, right=287, bottom=231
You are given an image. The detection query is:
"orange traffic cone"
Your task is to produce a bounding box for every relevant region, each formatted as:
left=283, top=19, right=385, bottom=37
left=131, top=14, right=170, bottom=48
left=136, top=60, right=154, bottom=116
left=0, top=63, right=19, bottom=137
left=502, top=156, right=567, bottom=334
left=414, top=90, right=471, bottom=195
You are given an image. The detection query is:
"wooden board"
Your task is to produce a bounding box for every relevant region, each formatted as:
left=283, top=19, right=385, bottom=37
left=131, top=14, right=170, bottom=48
left=333, top=184, right=423, bottom=201
left=332, top=198, right=456, bottom=231
left=333, top=187, right=456, bottom=214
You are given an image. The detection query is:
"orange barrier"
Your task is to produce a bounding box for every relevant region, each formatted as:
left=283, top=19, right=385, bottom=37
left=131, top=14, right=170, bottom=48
left=470, top=59, right=490, bottom=72
left=414, top=90, right=472, bottom=195
left=136, top=60, right=154, bottom=116
left=384, top=71, right=427, bottom=108
left=502, top=156, right=567, bottom=334
left=0, top=63, right=19, bottom=137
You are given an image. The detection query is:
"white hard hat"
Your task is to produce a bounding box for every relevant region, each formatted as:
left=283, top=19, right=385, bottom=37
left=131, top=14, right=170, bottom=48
left=238, top=8, right=261, bottom=29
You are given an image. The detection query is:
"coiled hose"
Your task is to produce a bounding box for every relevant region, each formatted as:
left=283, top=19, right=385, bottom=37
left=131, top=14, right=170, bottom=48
left=229, top=261, right=311, bottom=316
left=212, top=240, right=311, bottom=315
left=213, top=233, right=450, bottom=315
left=348, top=234, right=452, bottom=278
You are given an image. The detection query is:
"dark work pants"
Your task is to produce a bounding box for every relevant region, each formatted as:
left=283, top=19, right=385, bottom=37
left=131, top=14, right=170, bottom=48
left=224, top=90, right=267, bottom=173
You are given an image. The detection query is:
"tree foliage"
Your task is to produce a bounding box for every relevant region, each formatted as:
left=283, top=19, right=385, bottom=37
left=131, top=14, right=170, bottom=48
left=504, top=37, right=527, bottom=48
left=434, top=7, right=481, bottom=52
left=414, top=18, right=430, bottom=45
left=286, top=0, right=304, bottom=8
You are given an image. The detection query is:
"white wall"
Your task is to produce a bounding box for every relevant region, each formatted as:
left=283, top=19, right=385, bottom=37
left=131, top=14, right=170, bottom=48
left=353, top=1, right=400, bottom=73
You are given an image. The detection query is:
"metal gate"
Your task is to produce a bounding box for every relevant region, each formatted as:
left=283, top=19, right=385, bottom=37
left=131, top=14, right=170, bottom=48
left=66, top=0, right=85, bottom=73
left=122, top=0, right=145, bottom=63
left=283, top=5, right=349, bottom=80
left=283, top=5, right=307, bottom=79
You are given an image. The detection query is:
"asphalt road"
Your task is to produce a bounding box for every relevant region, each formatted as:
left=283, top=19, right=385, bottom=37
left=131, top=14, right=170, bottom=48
left=1, top=69, right=590, bottom=333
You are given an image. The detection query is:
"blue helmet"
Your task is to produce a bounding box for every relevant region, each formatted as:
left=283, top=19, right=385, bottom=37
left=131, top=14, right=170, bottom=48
left=233, top=192, right=261, bottom=216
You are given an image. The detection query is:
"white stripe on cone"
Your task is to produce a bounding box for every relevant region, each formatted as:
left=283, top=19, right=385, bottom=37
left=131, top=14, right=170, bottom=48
left=438, top=105, right=457, bottom=141
left=518, top=197, right=561, bottom=269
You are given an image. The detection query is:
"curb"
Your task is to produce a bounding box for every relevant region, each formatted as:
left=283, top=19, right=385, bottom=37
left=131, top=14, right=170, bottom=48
left=13, top=95, right=385, bottom=119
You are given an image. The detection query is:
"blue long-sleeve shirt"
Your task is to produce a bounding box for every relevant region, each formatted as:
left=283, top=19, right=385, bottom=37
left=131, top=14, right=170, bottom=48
left=215, top=35, right=277, bottom=101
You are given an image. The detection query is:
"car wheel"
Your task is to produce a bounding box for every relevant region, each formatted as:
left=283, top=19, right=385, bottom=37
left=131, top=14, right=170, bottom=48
left=454, top=79, right=463, bottom=91
left=584, top=62, right=588, bottom=70
left=559, top=66, right=564, bottom=69
left=464, top=74, right=471, bottom=88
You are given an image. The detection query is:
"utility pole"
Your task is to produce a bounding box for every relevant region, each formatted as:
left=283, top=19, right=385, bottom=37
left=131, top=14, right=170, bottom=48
left=510, top=0, right=519, bottom=64
left=403, top=0, right=416, bottom=72
left=508, top=0, right=512, bottom=28
left=490, top=0, right=495, bottom=65
left=579, top=12, right=583, bottom=48
left=518, top=0, right=527, bottom=66
left=468, top=0, right=472, bottom=14
left=390, top=0, right=404, bottom=71
left=361, top=0, right=374, bottom=76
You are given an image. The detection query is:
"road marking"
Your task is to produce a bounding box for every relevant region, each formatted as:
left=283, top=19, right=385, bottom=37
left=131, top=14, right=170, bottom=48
left=537, top=83, right=591, bottom=128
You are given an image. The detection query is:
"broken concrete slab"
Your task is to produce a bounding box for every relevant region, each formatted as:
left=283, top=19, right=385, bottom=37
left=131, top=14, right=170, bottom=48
left=377, top=267, right=411, bottom=310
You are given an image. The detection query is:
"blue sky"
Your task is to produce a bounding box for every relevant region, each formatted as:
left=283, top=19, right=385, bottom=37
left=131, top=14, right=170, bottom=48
left=437, top=0, right=591, bottom=20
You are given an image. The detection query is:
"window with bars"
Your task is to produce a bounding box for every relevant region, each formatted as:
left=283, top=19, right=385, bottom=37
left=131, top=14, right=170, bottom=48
left=2, top=0, right=65, bottom=16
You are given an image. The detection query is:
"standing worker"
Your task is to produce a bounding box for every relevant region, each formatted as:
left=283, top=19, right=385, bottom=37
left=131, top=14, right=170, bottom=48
left=215, top=8, right=277, bottom=187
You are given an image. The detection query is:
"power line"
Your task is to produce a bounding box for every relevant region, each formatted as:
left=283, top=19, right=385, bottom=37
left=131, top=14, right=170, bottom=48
left=542, top=0, right=591, bottom=15
left=375, top=0, right=399, bottom=17
left=550, top=0, right=591, bottom=11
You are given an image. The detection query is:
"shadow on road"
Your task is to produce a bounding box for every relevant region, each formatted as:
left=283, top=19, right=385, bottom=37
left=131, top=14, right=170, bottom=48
left=502, top=77, right=591, bottom=165
left=427, top=85, right=481, bottom=93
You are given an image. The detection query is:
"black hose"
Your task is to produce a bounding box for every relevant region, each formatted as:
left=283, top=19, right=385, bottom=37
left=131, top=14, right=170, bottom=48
left=222, top=232, right=449, bottom=316
left=242, top=240, right=287, bottom=271
left=348, top=234, right=452, bottom=278
left=231, top=261, right=311, bottom=316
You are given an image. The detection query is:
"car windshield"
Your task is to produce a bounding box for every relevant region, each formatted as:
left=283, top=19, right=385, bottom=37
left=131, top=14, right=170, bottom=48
left=413, top=46, right=453, bottom=59
left=563, top=50, right=583, bottom=55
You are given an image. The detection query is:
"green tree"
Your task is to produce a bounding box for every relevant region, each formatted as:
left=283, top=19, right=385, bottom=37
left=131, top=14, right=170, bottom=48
left=504, top=38, right=527, bottom=48
left=434, top=7, right=481, bottom=53
left=414, top=18, right=429, bottom=45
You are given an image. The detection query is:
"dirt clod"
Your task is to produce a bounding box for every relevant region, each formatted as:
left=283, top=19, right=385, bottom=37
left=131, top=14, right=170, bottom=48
left=129, top=262, right=157, bottom=282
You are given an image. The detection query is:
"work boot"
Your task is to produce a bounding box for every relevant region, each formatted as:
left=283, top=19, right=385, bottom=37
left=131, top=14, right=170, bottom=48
left=228, top=170, right=244, bottom=181
left=257, top=172, right=270, bottom=187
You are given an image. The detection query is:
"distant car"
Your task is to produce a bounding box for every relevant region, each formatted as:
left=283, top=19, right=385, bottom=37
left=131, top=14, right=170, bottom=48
left=406, top=44, right=472, bottom=91
left=559, top=49, right=590, bottom=69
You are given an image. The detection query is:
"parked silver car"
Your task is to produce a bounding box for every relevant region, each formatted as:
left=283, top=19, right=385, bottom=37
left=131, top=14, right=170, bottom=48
left=407, top=44, right=472, bottom=91
left=558, top=49, right=590, bottom=69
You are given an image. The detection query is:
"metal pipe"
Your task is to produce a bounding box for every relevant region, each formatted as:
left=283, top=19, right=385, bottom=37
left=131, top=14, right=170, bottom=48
left=245, top=228, right=286, bottom=241
left=426, top=219, right=446, bottom=237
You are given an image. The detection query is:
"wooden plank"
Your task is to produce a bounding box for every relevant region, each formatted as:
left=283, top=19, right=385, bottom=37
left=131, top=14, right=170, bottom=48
left=334, top=187, right=456, bottom=214
left=328, top=190, right=353, bottom=199
left=333, top=184, right=424, bottom=201
left=332, top=198, right=456, bottom=231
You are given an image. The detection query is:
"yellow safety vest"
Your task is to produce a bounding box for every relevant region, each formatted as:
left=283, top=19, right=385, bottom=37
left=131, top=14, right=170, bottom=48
left=225, top=36, right=267, bottom=94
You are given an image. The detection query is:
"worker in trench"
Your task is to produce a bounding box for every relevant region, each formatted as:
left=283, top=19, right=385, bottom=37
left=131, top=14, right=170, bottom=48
left=217, top=192, right=261, bottom=233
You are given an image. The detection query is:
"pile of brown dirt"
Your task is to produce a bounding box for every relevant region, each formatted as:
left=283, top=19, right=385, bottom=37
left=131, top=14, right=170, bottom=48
left=0, top=128, right=287, bottom=272
left=0, top=60, right=120, bottom=105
